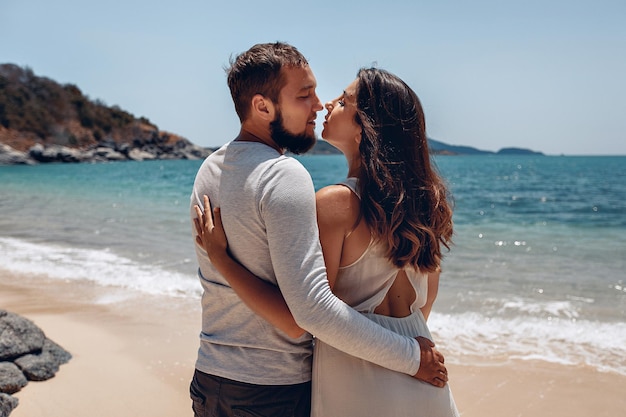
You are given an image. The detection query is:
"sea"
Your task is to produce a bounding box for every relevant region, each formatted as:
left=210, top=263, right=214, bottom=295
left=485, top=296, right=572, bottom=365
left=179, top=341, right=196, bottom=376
left=1, top=154, right=625, bottom=375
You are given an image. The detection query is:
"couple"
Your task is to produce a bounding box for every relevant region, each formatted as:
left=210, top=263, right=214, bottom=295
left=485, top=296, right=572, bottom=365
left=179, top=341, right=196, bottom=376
left=189, top=42, right=458, bottom=417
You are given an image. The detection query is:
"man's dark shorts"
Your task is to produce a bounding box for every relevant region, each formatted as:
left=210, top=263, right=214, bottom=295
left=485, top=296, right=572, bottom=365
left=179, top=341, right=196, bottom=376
left=190, top=369, right=312, bottom=417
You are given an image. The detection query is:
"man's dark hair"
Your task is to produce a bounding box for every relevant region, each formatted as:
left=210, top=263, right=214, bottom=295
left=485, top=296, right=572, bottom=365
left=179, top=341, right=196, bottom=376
left=227, top=42, right=309, bottom=122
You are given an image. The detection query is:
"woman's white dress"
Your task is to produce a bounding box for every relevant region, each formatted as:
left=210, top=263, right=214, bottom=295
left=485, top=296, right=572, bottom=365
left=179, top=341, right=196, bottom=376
left=311, top=179, right=459, bottom=417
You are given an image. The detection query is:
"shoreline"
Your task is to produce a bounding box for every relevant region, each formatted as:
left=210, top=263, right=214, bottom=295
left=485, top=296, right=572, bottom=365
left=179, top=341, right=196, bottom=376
left=2, top=271, right=199, bottom=417
left=2, top=269, right=625, bottom=417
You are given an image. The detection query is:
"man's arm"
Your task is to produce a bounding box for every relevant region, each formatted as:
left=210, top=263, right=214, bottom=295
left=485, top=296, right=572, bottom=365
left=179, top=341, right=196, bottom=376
left=263, top=161, right=447, bottom=385
left=194, top=196, right=305, bottom=338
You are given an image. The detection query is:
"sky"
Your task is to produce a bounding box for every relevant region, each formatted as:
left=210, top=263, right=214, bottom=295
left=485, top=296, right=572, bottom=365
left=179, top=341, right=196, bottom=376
left=2, top=0, right=625, bottom=155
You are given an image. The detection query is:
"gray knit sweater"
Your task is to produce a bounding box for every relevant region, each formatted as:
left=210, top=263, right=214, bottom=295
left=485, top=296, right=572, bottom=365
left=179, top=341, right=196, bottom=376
left=189, top=141, right=420, bottom=385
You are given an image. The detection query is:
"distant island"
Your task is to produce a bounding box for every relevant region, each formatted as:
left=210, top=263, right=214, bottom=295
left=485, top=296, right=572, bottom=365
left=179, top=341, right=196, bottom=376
left=307, top=138, right=543, bottom=156
left=0, top=63, right=542, bottom=165
left=427, top=140, right=543, bottom=156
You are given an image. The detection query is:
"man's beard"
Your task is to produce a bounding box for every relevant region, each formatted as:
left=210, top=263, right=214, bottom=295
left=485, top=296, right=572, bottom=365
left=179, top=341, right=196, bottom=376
left=270, top=111, right=317, bottom=155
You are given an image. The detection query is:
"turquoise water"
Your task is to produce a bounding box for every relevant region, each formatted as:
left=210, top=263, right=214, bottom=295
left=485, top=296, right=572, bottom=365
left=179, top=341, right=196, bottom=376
left=1, top=155, right=625, bottom=374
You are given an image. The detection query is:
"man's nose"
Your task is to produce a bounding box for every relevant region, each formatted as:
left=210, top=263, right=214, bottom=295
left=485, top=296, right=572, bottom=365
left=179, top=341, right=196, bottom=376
left=313, top=95, right=323, bottom=112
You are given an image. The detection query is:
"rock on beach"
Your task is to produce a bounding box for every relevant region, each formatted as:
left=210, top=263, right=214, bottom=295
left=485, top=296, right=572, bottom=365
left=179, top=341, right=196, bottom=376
left=0, top=310, right=71, bottom=417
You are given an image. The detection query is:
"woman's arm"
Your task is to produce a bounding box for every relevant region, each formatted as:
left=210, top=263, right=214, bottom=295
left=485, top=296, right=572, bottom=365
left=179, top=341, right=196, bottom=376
left=194, top=195, right=305, bottom=338
left=420, top=270, right=440, bottom=321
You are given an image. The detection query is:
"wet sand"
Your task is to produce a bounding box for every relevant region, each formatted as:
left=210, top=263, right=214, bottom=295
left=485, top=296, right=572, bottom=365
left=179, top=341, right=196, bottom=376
left=2, top=270, right=624, bottom=417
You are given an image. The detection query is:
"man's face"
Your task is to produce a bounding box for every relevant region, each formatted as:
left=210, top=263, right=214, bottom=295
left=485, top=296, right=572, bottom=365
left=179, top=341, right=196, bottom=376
left=270, top=66, right=323, bottom=154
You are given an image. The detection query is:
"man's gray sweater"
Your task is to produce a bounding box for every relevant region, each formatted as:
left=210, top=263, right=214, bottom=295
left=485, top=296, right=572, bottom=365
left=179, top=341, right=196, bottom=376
left=190, top=141, right=420, bottom=385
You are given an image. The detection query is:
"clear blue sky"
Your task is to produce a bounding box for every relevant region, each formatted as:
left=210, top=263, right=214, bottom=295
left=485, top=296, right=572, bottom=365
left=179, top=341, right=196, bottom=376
left=2, top=0, right=625, bottom=155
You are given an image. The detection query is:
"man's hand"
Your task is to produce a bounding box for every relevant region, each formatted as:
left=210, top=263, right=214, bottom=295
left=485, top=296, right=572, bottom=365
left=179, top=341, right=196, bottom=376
left=412, top=336, right=448, bottom=387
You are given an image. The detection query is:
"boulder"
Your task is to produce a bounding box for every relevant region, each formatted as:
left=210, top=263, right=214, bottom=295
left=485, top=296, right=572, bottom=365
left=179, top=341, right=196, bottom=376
left=0, top=144, right=32, bottom=165
left=1, top=135, right=211, bottom=165
left=93, top=146, right=126, bottom=161
left=14, top=352, right=58, bottom=382
left=128, top=148, right=157, bottom=161
left=0, top=363, right=27, bottom=394
left=0, top=311, right=45, bottom=361
left=0, top=393, right=19, bottom=417
left=0, top=310, right=71, bottom=416
left=14, top=339, right=71, bottom=382
left=42, top=339, right=72, bottom=365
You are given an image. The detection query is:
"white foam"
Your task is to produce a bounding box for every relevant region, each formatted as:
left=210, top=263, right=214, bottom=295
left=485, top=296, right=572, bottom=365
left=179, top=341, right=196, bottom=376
left=429, top=311, right=626, bottom=376
left=0, top=237, right=201, bottom=299
left=3, top=235, right=624, bottom=376
left=498, top=297, right=580, bottom=318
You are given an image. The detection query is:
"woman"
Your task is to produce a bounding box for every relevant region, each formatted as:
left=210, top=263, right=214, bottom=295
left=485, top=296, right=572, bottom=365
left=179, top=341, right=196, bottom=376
left=194, top=68, right=458, bottom=416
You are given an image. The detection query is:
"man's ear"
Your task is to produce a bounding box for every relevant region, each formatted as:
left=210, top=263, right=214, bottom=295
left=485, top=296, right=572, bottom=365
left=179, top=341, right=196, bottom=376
left=251, top=94, right=276, bottom=121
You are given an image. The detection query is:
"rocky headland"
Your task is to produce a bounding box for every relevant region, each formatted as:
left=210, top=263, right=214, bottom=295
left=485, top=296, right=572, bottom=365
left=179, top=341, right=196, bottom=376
left=0, top=64, right=210, bottom=165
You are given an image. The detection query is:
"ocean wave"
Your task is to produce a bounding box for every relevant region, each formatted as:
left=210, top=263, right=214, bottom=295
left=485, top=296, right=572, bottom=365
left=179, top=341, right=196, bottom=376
left=0, top=237, right=201, bottom=299
left=429, top=311, right=626, bottom=376
left=496, top=296, right=581, bottom=319
left=3, top=233, right=625, bottom=376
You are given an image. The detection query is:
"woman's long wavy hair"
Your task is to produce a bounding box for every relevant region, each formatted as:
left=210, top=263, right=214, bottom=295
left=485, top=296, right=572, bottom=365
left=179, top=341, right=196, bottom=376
left=354, top=68, right=453, bottom=272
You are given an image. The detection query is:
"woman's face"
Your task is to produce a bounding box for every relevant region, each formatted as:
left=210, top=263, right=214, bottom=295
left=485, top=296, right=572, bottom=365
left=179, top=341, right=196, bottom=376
left=321, top=79, right=362, bottom=154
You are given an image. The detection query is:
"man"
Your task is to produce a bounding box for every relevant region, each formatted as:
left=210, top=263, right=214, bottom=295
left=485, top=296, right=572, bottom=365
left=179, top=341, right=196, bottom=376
left=189, top=42, right=447, bottom=417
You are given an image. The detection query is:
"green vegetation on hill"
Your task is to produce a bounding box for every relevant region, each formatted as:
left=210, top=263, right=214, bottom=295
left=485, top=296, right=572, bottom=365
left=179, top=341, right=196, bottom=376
left=0, top=63, right=170, bottom=152
left=0, top=64, right=212, bottom=164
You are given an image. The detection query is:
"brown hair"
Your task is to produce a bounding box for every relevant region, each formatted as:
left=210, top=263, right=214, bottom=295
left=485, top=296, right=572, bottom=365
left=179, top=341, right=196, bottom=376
left=226, top=42, right=308, bottom=122
left=354, top=68, right=453, bottom=272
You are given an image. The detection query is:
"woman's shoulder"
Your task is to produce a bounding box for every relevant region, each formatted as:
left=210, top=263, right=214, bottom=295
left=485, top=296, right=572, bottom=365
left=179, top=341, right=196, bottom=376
left=316, top=183, right=351, bottom=201
left=316, top=182, right=360, bottom=226
left=316, top=181, right=358, bottom=204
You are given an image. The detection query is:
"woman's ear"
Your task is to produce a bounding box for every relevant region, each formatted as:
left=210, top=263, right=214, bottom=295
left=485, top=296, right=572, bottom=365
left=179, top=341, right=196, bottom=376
left=353, top=126, right=363, bottom=146
left=251, top=94, right=276, bottom=121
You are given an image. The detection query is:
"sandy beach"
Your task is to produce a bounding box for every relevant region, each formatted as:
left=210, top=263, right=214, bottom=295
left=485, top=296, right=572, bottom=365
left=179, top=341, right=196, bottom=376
left=3, top=269, right=625, bottom=417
